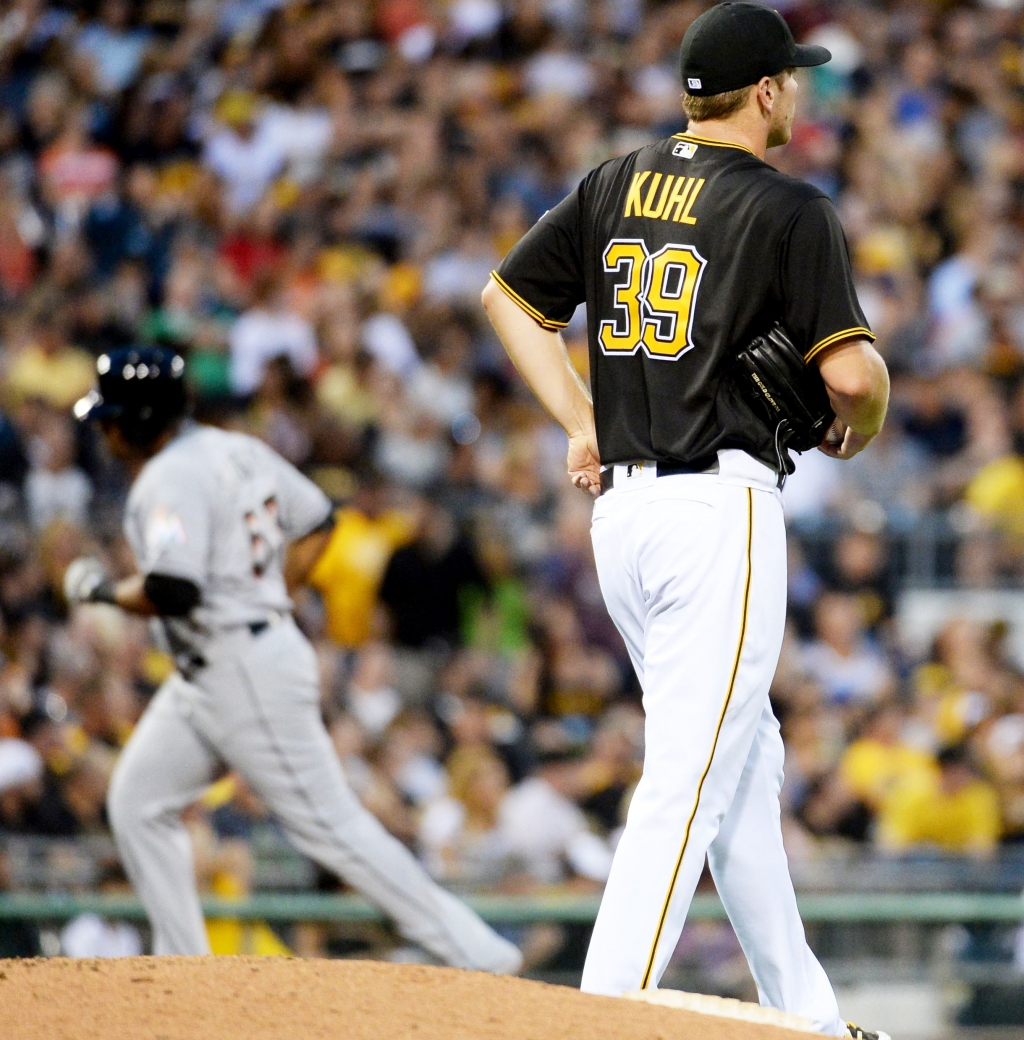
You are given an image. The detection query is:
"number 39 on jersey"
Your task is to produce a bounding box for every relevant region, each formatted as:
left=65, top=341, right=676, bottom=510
left=599, top=239, right=707, bottom=361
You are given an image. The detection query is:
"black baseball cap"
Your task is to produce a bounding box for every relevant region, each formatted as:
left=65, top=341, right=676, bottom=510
left=680, top=3, right=831, bottom=96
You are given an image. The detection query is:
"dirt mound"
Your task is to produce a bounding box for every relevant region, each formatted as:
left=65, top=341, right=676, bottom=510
left=1, top=956, right=813, bottom=1040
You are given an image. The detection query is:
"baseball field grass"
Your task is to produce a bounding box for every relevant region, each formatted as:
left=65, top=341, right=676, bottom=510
left=0, top=956, right=814, bottom=1039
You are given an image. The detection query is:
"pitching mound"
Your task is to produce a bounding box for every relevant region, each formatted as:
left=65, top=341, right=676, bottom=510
left=0, top=956, right=816, bottom=1040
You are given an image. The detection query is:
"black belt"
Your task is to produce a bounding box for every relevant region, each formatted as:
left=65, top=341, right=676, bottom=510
left=177, top=619, right=277, bottom=681
left=599, top=458, right=718, bottom=494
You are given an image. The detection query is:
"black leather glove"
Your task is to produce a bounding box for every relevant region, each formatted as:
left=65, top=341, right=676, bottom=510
left=732, top=323, right=836, bottom=480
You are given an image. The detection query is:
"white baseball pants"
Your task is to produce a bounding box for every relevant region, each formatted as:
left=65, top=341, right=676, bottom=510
left=107, top=617, right=521, bottom=974
left=582, top=457, right=844, bottom=1037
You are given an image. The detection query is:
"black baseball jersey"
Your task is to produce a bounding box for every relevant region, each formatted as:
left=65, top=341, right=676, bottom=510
left=493, top=131, right=873, bottom=471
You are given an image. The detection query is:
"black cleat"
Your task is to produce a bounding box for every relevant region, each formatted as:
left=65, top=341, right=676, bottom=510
left=846, top=1024, right=891, bottom=1040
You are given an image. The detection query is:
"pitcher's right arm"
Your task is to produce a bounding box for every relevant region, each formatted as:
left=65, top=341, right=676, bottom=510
left=814, top=337, right=889, bottom=459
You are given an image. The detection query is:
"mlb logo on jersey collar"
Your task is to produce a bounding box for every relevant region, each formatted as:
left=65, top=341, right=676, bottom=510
left=673, top=141, right=698, bottom=159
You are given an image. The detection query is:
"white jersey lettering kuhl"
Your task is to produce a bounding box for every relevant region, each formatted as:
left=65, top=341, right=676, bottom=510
left=109, top=424, right=521, bottom=972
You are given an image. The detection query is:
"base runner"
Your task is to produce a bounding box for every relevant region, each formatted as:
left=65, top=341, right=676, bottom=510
left=67, top=345, right=521, bottom=974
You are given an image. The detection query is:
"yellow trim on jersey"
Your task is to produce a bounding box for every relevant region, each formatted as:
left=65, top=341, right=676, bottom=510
left=640, top=487, right=754, bottom=990
left=672, top=132, right=756, bottom=157
left=489, top=271, right=569, bottom=331
left=804, top=326, right=875, bottom=363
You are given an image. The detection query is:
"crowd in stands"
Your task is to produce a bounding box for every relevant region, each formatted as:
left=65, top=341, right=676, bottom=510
left=1, top=0, right=1024, bottom=962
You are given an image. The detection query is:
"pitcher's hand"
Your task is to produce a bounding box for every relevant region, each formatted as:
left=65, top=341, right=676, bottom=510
left=568, top=431, right=601, bottom=498
left=817, top=419, right=874, bottom=460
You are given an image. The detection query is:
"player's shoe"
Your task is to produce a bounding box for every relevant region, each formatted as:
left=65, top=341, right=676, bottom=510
left=846, top=1024, right=891, bottom=1040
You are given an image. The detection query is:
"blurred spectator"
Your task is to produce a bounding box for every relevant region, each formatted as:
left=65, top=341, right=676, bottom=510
left=60, top=864, right=143, bottom=958
left=0, top=738, right=43, bottom=813
left=379, top=500, right=487, bottom=650
left=248, top=356, right=315, bottom=466
left=2, top=709, right=78, bottom=835
left=229, top=270, right=318, bottom=397
left=83, top=167, right=162, bottom=284
left=801, top=592, right=895, bottom=707
left=877, top=743, right=1002, bottom=856
left=378, top=710, right=447, bottom=812
left=801, top=705, right=935, bottom=842
left=979, top=703, right=1024, bottom=841
left=408, top=315, right=474, bottom=426
left=308, top=477, right=414, bottom=649
left=60, top=910, right=142, bottom=958
left=75, top=0, right=151, bottom=98
left=419, top=747, right=509, bottom=889
left=911, top=619, right=1006, bottom=749
left=24, top=412, right=91, bottom=530
left=203, top=90, right=288, bottom=217
left=840, top=706, right=935, bottom=815
left=188, top=805, right=291, bottom=957
left=498, top=752, right=613, bottom=886
left=822, top=530, right=894, bottom=633
left=536, top=597, right=619, bottom=721
left=344, top=643, right=402, bottom=739
left=840, top=419, right=931, bottom=519
left=330, top=712, right=419, bottom=844
left=576, top=706, right=644, bottom=836
left=5, top=317, right=95, bottom=411
left=360, top=310, right=420, bottom=378
left=964, top=381, right=1024, bottom=575
left=38, top=110, right=118, bottom=221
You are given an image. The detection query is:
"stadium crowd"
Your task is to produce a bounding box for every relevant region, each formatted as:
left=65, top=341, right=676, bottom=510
left=1, top=0, right=1024, bottom=963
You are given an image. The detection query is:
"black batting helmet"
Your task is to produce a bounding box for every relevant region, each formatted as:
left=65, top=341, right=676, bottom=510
left=73, top=346, right=187, bottom=448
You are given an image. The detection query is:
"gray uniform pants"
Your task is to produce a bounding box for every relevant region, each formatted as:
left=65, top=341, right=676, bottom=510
left=107, top=618, right=521, bottom=972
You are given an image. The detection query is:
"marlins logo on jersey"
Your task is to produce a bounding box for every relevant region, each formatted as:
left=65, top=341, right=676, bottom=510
left=146, top=506, right=187, bottom=554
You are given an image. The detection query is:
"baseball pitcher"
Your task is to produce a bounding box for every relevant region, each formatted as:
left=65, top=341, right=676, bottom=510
left=483, top=4, right=890, bottom=1037
left=67, top=345, right=521, bottom=974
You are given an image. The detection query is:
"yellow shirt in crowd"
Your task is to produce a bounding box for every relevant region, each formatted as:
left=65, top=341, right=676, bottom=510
left=877, top=775, right=1002, bottom=854
left=840, top=738, right=936, bottom=810
left=309, top=507, right=414, bottom=648
left=205, top=871, right=291, bottom=957
left=966, top=455, right=1024, bottom=539
left=5, top=343, right=96, bottom=409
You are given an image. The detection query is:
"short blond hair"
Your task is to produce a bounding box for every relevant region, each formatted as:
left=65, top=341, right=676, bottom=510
left=682, top=70, right=791, bottom=123
left=682, top=85, right=752, bottom=122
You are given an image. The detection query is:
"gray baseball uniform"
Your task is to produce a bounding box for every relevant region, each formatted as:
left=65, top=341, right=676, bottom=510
left=107, top=424, right=521, bottom=971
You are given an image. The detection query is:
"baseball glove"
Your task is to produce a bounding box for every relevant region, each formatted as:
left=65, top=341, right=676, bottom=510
left=732, top=323, right=835, bottom=479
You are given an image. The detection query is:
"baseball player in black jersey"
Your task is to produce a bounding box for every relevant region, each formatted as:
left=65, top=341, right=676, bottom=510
left=483, top=5, right=890, bottom=1038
